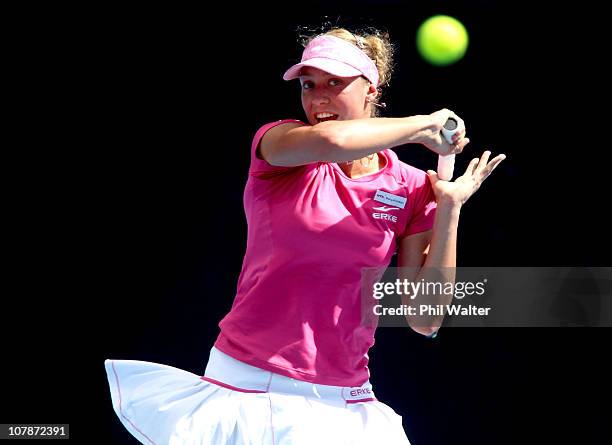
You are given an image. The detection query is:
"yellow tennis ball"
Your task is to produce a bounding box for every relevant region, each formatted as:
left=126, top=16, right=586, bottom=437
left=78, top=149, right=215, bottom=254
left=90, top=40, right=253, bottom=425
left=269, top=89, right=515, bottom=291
left=416, top=15, right=469, bottom=66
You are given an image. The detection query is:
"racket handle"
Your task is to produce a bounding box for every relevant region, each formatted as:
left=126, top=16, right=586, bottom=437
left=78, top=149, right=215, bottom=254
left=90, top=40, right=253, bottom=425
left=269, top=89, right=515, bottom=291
left=437, top=116, right=463, bottom=181
left=437, top=154, right=455, bottom=181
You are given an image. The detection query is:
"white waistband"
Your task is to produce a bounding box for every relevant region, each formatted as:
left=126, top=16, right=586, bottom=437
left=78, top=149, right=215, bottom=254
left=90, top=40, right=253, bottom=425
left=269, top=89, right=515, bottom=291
left=203, top=347, right=376, bottom=403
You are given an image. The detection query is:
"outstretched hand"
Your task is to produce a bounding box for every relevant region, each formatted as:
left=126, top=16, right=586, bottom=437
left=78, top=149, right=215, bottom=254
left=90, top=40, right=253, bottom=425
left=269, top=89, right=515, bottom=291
left=427, top=151, right=506, bottom=206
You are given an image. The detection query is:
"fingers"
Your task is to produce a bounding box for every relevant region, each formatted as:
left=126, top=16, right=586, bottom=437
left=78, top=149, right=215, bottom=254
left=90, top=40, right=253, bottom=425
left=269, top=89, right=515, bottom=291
left=426, top=169, right=439, bottom=184
left=486, top=154, right=507, bottom=175
left=478, top=151, right=506, bottom=179
left=465, top=157, right=480, bottom=175
left=432, top=108, right=454, bottom=128
left=451, top=128, right=465, bottom=144
left=462, top=151, right=506, bottom=179
left=452, top=137, right=470, bottom=154
left=438, top=108, right=453, bottom=123
left=434, top=109, right=467, bottom=155
left=450, top=114, right=466, bottom=145
left=476, top=151, right=492, bottom=172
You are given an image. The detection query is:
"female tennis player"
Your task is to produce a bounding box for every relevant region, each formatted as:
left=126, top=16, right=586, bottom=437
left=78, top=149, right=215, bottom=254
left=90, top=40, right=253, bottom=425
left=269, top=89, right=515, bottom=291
left=105, top=27, right=505, bottom=444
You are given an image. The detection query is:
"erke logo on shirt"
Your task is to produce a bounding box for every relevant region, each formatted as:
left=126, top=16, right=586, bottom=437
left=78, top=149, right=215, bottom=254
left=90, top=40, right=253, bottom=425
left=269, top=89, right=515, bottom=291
left=372, top=190, right=406, bottom=223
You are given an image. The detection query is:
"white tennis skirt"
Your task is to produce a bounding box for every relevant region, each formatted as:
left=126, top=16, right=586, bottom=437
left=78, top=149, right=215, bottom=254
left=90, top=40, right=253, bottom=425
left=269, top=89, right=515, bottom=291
left=105, top=347, right=411, bottom=445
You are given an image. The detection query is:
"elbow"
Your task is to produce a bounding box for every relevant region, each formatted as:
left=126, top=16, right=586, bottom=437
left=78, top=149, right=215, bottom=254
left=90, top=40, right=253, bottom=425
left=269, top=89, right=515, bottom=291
left=404, top=303, right=439, bottom=338
left=410, top=325, right=439, bottom=338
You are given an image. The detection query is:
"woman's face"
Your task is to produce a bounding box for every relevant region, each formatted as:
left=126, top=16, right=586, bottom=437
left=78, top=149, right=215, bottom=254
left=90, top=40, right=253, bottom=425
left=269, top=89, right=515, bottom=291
left=299, top=67, right=376, bottom=125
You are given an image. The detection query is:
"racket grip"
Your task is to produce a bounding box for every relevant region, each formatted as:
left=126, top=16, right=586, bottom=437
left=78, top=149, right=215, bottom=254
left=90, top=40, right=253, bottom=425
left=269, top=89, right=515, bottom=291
left=437, top=116, right=463, bottom=181
left=437, top=154, right=455, bottom=181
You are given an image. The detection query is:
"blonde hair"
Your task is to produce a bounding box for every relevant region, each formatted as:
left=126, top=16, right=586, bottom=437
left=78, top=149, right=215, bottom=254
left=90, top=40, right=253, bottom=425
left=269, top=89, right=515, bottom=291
left=300, top=26, right=395, bottom=116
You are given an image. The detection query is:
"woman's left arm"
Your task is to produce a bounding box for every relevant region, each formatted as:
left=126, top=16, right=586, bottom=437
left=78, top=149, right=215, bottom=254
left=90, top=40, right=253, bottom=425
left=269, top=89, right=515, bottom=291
left=398, top=151, right=506, bottom=336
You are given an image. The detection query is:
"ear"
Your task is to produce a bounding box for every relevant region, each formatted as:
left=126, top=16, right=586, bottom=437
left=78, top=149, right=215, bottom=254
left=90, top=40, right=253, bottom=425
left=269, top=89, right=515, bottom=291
left=365, top=83, right=378, bottom=102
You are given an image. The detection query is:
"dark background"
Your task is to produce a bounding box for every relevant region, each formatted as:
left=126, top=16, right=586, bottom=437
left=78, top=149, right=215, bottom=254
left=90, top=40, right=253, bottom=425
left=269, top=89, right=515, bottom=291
left=4, top=1, right=610, bottom=444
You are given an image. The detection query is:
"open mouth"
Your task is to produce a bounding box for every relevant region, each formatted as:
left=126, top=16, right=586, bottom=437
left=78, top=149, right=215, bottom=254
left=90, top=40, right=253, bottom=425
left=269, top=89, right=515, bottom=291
left=315, top=112, right=339, bottom=123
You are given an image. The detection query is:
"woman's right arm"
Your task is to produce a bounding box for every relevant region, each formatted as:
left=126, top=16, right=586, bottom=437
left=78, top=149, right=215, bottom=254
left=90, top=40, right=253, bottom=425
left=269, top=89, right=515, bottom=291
left=259, top=109, right=469, bottom=167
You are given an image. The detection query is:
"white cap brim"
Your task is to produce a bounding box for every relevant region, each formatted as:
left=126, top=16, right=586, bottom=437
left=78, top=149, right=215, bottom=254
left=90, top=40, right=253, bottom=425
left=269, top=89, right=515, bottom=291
left=283, top=58, right=364, bottom=81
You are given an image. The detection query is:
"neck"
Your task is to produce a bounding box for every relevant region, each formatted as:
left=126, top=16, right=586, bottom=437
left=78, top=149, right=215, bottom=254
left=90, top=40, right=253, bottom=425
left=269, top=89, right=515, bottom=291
left=339, top=152, right=384, bottom=179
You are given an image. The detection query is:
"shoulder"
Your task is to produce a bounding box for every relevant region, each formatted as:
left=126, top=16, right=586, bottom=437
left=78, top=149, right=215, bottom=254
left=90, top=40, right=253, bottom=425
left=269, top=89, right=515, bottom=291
left=255, top=119, right=306, bottom=141
left=249, top=119, right=310, bottom=176
left=254, top=119, right=307, bottom=158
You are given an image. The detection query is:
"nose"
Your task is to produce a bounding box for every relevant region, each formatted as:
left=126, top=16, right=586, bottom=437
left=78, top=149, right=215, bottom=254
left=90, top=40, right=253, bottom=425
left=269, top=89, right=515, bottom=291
left=311, top=89, right=330, bottom=106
